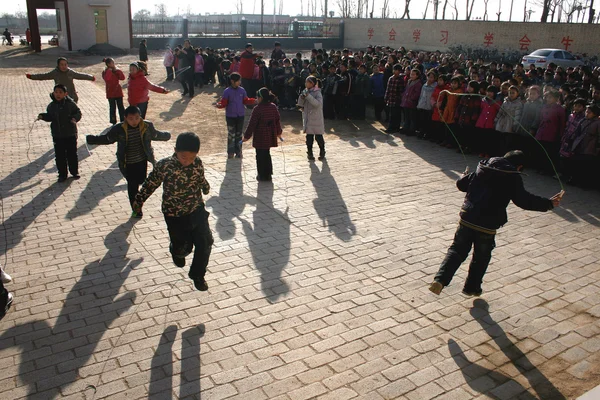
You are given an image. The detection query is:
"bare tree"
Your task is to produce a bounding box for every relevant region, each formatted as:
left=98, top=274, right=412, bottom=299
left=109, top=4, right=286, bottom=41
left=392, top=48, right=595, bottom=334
left=133, top=9, right=151, bottom=20
left=336, top=0, right=354, bottom=18
left=235, top=0, right=244, bottom=14
left=401, top=0, right=412, bottom=18
left=423, top=0, right=431, bottom=18
left=154, top=3, right=168, bottom=18
left=589, top=0, right=595, bottom=22
left=442, top=0, right=449, bottom=18
left=279, top=0, right=284, bottom=15
left=371, top=0, right=375, bottom=17
left=466, top=0, right=476, bottom=19
left=483, top=0, right=490, bottom=19
left=382, top=0, right=391, bottom=17
left=541, top=0, right=552, bottom=21
left=450, top=0, right=459, bottom=18
left=433, top=0, right=441, bottom=18
left=497, top=0, right=502, bottom=20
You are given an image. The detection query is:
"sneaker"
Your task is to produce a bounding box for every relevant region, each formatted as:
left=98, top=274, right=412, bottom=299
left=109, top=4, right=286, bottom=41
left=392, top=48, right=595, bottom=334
left=0, top=270, right=12, bottom=284
left=318, top=153, right=326, bottom=161
left=131, top=211, right=143, bottom=219
left=0, top=292, right=13, bottom=321
left=307, top=152, right=315, bottom=161
left=72, top=174, right=81, bottom=180
left=235, top=154, right=243, bottom=159
left=227, top=154, right=234, bottom=159
left=58, top=176, right=67, bottom=183
left=429, top=281, right=444, bottom=295
left=193, top=277, right=208, bottom=291
left=172, top=255, right=185, bottom=268
left=462, top=288, right=482, bottom=297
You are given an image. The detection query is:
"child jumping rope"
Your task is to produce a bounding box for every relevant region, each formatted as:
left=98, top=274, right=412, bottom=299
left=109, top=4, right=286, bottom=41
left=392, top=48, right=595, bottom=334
left=297, top=76, right=326, bottom=161
left=132, top=132, right=213, bottom=292
left=216, top=72, right=256, bottom=158
left=242, top=88, right=283, bottom=182
left=102, top=57, right=126, bottom=125
left=86, top=106, right=171, bottom=217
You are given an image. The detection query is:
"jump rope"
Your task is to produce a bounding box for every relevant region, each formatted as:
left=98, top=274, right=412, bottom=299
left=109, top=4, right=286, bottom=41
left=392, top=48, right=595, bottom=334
left=435, top=89, right=566, bottom=195
left=2, top=84, right=567, bottom=394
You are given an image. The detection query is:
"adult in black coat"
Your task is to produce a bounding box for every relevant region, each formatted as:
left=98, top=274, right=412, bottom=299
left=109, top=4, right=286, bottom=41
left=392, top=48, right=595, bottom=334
left=177, top=39, right=196, bottom=97
left=429, top=151, right=562, bottom=297
left=139, top=39, right=148, bottom=62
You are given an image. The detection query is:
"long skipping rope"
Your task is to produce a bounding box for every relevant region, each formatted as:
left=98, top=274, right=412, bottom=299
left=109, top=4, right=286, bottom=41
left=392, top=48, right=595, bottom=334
left=435, top=89, right=565, bottom=193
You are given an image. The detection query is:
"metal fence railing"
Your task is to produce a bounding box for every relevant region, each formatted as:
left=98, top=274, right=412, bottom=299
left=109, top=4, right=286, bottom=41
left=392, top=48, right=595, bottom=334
left=188, top=20, right=239, bottom=37
left=132, top=19, right=184, bottom=37
left=246, top=20, right=291, bottom=37
left=131, top=19, right=342, bottom=39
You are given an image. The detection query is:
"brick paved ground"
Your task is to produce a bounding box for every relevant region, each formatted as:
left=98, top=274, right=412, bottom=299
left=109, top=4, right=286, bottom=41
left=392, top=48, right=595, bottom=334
left=0, top=66, right=599, bottom=400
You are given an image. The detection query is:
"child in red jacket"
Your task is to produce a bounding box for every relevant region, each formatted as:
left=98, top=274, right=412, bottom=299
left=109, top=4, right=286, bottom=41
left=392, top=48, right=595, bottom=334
left=242, top=88, right=283, bottom=182
left=475, top=85, right=501, bottom=157
left=127, top=62, right=169, bottom=119
left=102, top=57, right=126, bottom=124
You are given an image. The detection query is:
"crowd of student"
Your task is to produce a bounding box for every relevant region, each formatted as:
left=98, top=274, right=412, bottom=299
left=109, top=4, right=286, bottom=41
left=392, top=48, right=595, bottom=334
left=164, top=41, right=599, bottom=190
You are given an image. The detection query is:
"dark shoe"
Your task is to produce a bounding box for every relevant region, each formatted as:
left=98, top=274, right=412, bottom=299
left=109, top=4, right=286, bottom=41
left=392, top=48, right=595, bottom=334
left=193, top=277, right=208, bottom=291
left=318, top=152, right=326, bottom=161
left=58, top=176, right=67, bottom=183
left=182, top=91, right=188, bottom=96
left=384, top=128, right=398, bottom=134
left=72, top=174, right=81, bottom=180
left=462, top=288, right=482, bottom=297
left=0, top=292, right=13, bottom=321
left=307, top=151, right=315, bottom=161
left=172, top=255, right=185, bottom=268
left=429, top=281, right=444, bottom=295
left=228, top=154, right=234, bottom=159
left=235, top=153, right=243, bottom=159
left=131, top=211, right=143, bottom=219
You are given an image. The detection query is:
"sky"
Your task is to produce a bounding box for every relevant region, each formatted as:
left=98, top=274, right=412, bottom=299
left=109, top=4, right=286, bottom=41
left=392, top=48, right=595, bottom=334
left=0, top=0, right=591, bottom=23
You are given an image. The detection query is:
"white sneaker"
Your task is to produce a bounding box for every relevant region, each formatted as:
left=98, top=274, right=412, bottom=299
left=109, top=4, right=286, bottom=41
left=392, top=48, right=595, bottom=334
left=0, top=270, right=12, bottom=284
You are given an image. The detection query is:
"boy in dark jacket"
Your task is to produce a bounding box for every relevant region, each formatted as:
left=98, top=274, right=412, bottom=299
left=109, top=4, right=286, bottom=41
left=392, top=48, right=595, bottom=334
left=86, top=106, right=171, bottom=217
left=38, top=84, right=82, bottom=182
left=430, top=151, right=562, bottom=297
left=133, top=133, right=212, bottom=291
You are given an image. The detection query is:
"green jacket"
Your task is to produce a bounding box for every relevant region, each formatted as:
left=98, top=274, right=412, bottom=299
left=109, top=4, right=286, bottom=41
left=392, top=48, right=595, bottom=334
left=29, top=67, right=94, bottom=103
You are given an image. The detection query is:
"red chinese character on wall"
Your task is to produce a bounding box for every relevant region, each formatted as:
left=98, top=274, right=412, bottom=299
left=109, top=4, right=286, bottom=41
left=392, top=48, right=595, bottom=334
left=413, top=29, right=421, bottom=42
left=519, top=34, right=532, bottom=51
left=367, top=28, right=374, bottom=40
left=561, top=36, right=573, bottom=51
left=389, top=28, right=396, bottom=41
left=440, top=30, right=449, bottom=45
left=483, top=32, right=494, bottom=47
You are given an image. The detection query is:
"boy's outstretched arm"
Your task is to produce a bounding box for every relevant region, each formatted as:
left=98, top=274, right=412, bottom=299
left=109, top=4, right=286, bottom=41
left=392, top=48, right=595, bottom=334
left=132, top=161, right=167, bottom=212
left=146, top=122, right=171, bottom=142
left=86, top=124, right=120, bottom=145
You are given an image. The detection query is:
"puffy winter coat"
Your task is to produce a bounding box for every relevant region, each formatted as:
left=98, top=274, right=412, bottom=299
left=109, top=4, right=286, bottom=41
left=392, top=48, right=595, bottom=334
left=297, top=87, right=325, bottom=135
left=86, top=120, right=170, bottom=175
left=476, top=98, right=501, bottom=129
left=457, top=157, right=553, bottom=232
left=127, top=71, right=166, bottom=106
left=536, top=103, right=566, bottom=142
left=572, top=117, right=600, bottom=156
left=441, top=88, right=462, bottom=124
left=431, top=84, right=449, bottom=122
left=29, top=67, right=94, bottom=103
left=39, top=93, right=82, bottom=139
left=401, top=79, right=423, bottom=109
left=102, top=68, right=125, bottom=99
left=243, top=102, right=282, bottom=149
left=518, top=98, right=543, bottom=136
left=163, top=50, right=174, bottom=67
left=495, top=97, right=523, bottom=133
left=195, top=54, right=205, bottom=73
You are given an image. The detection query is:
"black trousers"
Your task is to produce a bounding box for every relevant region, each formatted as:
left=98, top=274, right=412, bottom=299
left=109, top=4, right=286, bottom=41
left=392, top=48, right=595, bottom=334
left=53, top=136, right=78, bottom=178
left=194, top=72, right=204, bottom=87
left=165, top=205, right=214, bottom=279
left=416, top=108, right=432, bottom=134
left=256, top=148, right=273, bottom=180
left=323, top=94, right=336, bottom=119
left=133, top=102, right=148, bottom=119
left=108, top=97, right=125, bottom=124
left=373, top=97, right=385, bottom=121
left=402, top=107, right=418, bottom=133
left=0, top=281, right=8, bottom=316
left=125, top=161, right=148, bottom=207
left=165, top=66, right=174, bottom=81
left=435, top=223, right=496, bottom=293
left=388, top=105, right=402, bottom=130
left=180, top=71, right=194, bottom=96
left=306, top=134, right=325, bottom=155
left=351, top=95, right=366, bottom=120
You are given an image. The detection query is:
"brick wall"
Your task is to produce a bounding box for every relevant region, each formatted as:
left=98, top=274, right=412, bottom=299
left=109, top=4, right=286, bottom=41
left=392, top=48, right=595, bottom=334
left=342, top=18, right=600, bottom=55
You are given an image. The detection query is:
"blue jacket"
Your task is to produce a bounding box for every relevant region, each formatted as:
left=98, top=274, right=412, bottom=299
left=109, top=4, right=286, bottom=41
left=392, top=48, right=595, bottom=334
left=370, top=73, right=385, bottom=98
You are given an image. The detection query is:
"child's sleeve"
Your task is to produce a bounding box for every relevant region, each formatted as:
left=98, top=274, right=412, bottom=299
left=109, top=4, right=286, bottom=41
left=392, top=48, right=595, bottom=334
left=86, top=125, right=119, bottom=145
left=71, top=102, right=82, bottom=122
left=199, top=161, right=210, bottom=195
left=147, top=122, right=171, bottom=141
left=29, top=70, right=56, bottom=81
left=38, top=104, right=53, bottom=122
left=135, top=161, right=166, bottom=205
left=217, top=89, right=229, bottom=108
left=243, top=107, right=260, bottom=140
left=71, top=70, right=95, bottom=81
left=147, top=80, right=167, bottom=94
